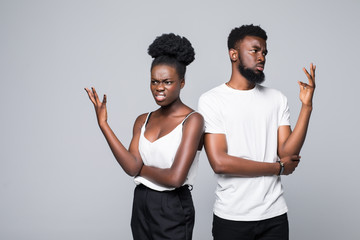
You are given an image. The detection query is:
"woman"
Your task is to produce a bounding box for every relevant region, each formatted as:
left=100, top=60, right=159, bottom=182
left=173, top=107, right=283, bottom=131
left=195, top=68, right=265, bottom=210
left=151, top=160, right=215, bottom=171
left=85, top=33, right=203, bottom=240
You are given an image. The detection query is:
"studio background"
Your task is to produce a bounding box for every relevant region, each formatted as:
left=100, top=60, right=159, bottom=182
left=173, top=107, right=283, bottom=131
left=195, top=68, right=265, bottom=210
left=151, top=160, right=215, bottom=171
left=1, top=0, right=359, bottom=239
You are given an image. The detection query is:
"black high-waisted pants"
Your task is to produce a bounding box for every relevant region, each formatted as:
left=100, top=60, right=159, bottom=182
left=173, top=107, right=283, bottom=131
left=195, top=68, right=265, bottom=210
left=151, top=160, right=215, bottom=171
left=131, top=184, right=195, bottom=240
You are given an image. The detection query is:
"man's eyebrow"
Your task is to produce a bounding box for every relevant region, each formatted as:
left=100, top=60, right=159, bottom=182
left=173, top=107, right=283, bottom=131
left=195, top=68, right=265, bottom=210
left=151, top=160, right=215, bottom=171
left=251, top=45, right=268, bottom=52
left=250, top=44, right=264, bottom=48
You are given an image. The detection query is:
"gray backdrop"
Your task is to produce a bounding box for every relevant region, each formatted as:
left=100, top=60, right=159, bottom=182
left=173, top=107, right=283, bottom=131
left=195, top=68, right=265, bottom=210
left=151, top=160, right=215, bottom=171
left=1, top=0, right=359, bottom=239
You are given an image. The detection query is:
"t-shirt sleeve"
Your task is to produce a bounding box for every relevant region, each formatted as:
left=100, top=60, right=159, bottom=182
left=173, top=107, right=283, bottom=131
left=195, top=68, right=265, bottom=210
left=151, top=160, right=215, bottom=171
left=278, top=93, right=290, bottom=126
left=198, top=93, right=225, bottom=134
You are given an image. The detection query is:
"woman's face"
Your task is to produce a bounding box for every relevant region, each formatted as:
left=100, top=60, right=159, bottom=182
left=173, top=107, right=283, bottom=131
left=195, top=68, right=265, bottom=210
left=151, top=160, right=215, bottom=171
left=150, top=64, right=184, bottom=107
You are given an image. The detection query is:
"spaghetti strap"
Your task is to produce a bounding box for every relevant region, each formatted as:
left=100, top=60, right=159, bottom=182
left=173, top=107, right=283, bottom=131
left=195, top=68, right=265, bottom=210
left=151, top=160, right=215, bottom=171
left=144, top=112, right=152, bottom=127
left=181, top=111, right=196, bottom=125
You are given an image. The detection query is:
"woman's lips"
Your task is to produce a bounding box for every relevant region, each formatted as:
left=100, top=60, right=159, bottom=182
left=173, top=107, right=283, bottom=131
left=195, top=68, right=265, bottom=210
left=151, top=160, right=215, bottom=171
left=155, top=93, right=166, bottom=101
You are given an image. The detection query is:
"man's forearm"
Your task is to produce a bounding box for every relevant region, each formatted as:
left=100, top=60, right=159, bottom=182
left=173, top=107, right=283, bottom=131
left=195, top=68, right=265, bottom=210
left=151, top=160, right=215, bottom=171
left=280, top=104, right=312, bottom=157
left=208, top=152, right=280, bottom=177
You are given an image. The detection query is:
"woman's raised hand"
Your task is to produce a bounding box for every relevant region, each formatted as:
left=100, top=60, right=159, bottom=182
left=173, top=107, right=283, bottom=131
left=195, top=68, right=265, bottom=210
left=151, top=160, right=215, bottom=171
left=85, top=87, right=108, bottom=125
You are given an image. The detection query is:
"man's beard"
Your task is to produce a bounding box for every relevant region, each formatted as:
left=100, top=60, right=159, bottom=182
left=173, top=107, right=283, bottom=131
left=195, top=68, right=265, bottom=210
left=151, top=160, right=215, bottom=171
left=237, top=62, right=265, bottom=85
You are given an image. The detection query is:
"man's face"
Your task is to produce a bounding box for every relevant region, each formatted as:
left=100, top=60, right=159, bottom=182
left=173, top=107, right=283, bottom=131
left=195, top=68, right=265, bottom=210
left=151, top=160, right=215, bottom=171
left=236, top=36, right=267, bottom=84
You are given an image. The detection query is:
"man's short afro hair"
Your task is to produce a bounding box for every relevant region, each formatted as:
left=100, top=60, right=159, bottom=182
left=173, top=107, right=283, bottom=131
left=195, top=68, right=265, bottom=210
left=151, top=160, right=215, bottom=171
left=148, top=33, right=195, bottom=66
left=227, top=24, right=267, bottom=50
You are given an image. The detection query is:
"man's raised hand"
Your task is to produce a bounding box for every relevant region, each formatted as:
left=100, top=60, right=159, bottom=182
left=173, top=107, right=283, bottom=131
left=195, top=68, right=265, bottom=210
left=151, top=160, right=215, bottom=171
left=298, top=63, right=316, bottom=107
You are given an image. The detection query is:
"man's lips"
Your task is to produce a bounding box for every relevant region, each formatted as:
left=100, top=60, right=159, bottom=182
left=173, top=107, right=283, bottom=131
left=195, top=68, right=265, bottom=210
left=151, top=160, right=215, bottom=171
left=256, top=65, right=264, bottom=71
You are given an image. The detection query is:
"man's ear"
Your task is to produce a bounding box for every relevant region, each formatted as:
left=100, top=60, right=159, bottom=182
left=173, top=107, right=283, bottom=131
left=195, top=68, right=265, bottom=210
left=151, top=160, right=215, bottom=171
left=229, top=48, right=238, bottom=62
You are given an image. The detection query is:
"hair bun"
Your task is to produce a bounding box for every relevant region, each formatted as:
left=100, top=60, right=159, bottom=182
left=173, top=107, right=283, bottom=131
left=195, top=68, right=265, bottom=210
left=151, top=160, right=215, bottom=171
left=148, top=33, right=195, bottom=66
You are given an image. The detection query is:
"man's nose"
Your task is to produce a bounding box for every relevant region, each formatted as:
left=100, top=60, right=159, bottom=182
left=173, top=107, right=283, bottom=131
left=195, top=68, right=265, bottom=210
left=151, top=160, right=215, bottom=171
left=257, top=53, right=265, bottom=62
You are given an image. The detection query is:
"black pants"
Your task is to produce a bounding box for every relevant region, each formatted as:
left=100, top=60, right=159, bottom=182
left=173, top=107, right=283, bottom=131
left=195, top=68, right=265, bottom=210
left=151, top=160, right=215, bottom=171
left=212, top=213, right=289, bottom=240
left=131, top=184, right=195, bottom=240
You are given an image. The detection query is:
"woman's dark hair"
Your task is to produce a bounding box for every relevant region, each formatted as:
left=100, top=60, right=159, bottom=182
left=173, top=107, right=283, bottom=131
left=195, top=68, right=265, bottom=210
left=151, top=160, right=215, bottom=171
left=227, top=24, right=267, bottom=50
left=148, top=33, right=195, bottom=79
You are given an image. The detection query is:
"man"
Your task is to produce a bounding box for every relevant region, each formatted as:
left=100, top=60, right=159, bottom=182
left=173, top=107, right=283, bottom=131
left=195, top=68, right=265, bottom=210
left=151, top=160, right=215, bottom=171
left=198, top=24, right=316, bottom=240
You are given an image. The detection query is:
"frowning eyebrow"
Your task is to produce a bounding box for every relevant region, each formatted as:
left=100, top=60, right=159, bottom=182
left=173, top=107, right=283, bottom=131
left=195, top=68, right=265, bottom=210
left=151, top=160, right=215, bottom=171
left=251, top=45, right=268, bottom=55
left=151, top=77, right=174, bottom=81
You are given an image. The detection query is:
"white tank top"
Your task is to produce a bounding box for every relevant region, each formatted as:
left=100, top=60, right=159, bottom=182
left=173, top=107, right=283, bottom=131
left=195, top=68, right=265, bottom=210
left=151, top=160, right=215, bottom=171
left=134, top=112, right=200, bottom=191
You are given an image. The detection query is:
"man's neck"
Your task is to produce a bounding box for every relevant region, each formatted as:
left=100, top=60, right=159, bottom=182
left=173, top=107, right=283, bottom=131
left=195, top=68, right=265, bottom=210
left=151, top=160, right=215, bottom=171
left=227, top=70, right=256, bottom=90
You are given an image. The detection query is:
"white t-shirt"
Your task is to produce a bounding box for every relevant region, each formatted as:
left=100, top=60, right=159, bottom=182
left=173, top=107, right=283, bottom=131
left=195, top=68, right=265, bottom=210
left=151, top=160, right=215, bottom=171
left=134, top=112, right=200, bottom=191
left=198, top=83, right=290, bottom=221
